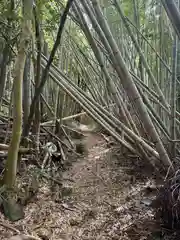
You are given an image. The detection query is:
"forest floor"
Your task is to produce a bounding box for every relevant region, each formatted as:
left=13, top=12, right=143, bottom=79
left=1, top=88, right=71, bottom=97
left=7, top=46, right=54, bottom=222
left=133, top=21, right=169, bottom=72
left=0, top=134, right=161, bottom=240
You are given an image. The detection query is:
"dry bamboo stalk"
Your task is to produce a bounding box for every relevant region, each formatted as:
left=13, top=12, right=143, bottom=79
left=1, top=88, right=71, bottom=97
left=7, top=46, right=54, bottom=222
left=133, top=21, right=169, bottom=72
left=89, top=0, right=172, bottom=169
left=0, top=143, right=32, bottom=153
left=41, top=111, right=87, bottom=126
left=41, top=61, right=161, bottom=161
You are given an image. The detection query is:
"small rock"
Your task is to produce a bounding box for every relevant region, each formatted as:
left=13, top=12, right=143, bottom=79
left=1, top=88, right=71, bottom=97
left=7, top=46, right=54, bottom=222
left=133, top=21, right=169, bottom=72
left=140, top=198, right=153, bottom=206
left=2, top=199, right=24, bottom=221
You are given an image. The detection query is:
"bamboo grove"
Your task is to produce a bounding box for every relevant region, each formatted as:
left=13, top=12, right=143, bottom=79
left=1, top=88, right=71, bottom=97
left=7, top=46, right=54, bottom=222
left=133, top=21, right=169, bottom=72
left=0, top=0, right=180, bottom=188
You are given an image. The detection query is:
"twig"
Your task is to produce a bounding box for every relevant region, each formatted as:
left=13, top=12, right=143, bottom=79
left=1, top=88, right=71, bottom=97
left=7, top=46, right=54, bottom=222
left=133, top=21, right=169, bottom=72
left=22, top=234, right=42, bottom=240
left=58, top=141, right=66, bottom=162
left=41, top=152, right=49, bottom=169
left=41, top=126, right=78, bottom=155
left=0, top=221, right=20, bottom=234
left=9, top=234, right=42, bottom=240
left=0, top=217, right=41, bottom=239
left=61, top=203, right=76, bottom=212
left=41, top=172, right=63, bottom=186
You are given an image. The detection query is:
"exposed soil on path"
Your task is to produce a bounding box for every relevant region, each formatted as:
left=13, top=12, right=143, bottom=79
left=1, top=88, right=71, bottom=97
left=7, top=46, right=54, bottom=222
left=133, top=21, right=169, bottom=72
left=0, top=134, right=159, bottom=240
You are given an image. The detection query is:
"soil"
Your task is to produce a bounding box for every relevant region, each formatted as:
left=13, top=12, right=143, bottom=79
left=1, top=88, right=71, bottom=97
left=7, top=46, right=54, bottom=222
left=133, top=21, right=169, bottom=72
left=0, top=134, right=160, bottom=240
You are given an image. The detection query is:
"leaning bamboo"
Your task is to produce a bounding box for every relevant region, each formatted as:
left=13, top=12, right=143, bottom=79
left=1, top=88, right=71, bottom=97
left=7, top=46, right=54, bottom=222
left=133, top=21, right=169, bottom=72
left=170, top=33, right=178, bottom=158
left=88, top=0, right=172, bottom=169
left=41, top=59, right=161, bottom=162
left=112, top=0, right=169, bottom=109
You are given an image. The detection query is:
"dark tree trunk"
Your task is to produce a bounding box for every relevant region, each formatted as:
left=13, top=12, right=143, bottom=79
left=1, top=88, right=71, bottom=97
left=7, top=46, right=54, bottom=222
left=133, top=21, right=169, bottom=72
left=0, top=45, right=10, bottom=109
left=23, top=53, right=31, bottom=126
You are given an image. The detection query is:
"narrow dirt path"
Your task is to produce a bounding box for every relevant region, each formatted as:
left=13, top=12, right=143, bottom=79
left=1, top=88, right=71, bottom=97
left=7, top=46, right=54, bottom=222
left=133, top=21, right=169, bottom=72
left=0, top=134, right=158, bottom=240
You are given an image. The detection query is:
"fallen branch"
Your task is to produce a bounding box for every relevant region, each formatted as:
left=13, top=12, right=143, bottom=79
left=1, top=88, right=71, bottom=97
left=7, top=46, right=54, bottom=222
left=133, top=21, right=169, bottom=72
left=0, top=143, right=33, bottom=153
left=41, top=103, right=116, bottom=126
left=41, top=111, right=87, bottom=126
left=0, top=220, right=41, bottom=240
left=9, top=234, right=42, bottom=240
left=0, top=221, right=20, bottom=234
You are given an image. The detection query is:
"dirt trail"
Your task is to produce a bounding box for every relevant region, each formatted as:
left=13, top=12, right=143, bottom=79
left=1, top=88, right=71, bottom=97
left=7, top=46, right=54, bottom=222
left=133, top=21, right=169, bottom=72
left=0, top=134, right=157, bottom=240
